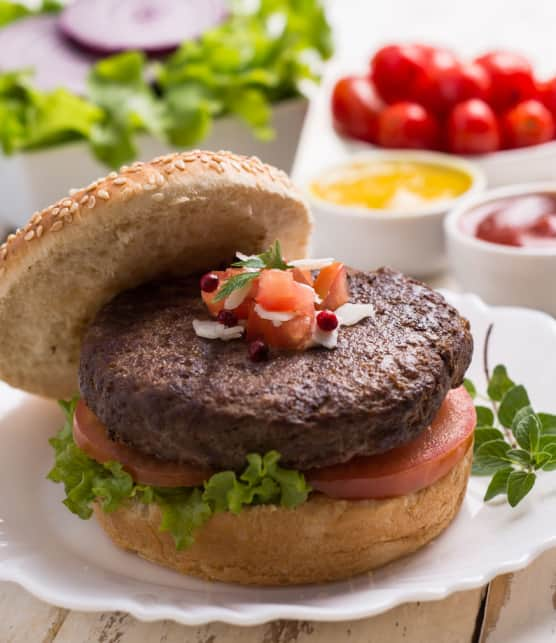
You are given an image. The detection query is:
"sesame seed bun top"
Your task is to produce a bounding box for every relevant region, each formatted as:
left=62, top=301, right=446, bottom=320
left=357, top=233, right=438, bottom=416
left=0, top=150, right=312, bottom=399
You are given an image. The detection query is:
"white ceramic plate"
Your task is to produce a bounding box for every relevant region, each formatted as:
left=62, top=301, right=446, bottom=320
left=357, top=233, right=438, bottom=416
left=0, top=292, right=555, bottom=625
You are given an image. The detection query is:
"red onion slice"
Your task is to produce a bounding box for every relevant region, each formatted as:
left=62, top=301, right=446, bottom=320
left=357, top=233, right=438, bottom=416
left=59, top=0, right=229, bottom=56
left=0, top=15, right=96, bottom=94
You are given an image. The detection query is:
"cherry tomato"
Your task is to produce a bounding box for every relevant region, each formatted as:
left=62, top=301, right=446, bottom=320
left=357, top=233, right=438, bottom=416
left=538, top=77, right=556, bottom=118
left=370, top=44, right=428, bottom=103
left=313, top=262, right=349, bottom=310
left=73, top=401, right=213, bottom=487
left=429, top=61, right=491, bottom=113
left=377, top=101, right=439, bottom=149
left=331, top=75, right=383, bottom=143
left=413, top=48, right=461, bottom=112
left=474, top=50, right=536, bottom=111
left=502, top=99, right=555, bottom=148
left=447, top=99, right=501, bottom=154
left=306, top=387, right=475, bottom=500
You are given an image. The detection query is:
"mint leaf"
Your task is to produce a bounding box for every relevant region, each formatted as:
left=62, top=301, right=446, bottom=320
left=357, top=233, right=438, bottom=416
left=473, top=440, right=511, bottom=475
left=506, top=449, right=533, bottom=467
left=463, top=378, right=477, bottom=399
left=514, top=411, right=541, bottom=454
left=213, top=270, right=260, bottom=303
left=539, top=413, right=556, bottom=434
left=498, top=385, right=530, bottom=428
left=475, top=406, right=495, bottom=428
left=484, top=467, right=513, bottom=501
left=487, top=365, right=515, bottom=401
left=474, top=427, right=505, bottom=453
left=506, top=470, right=536, bottom=507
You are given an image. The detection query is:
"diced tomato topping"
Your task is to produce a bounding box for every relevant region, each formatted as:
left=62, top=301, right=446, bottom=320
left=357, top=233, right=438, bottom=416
left=73, top=400, right=213, bottom=487
left=292, top=267, right=314, bottom=288
left=313, top=262, right=349, bottom=310
left=201, top=268, right=257, bottom=320
left=255, top=269, right=300, bottom=311
left=306, top=386, right=475, bottom=499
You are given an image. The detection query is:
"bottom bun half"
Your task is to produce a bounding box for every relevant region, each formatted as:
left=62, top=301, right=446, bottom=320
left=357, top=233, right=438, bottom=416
left=94, top=445, right=472, bottom=586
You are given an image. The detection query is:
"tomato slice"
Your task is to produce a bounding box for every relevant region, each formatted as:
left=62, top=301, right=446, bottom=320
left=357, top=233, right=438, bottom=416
left=313, top=262, right=349, bottom=310
left=73, top=400, right=213, bottom=487
left=292, top=267, right=314, bottom=288
left=306, top=387, right=475, bottom=499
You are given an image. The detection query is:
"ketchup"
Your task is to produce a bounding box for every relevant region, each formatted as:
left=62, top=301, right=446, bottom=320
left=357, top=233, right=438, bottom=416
left=460, top=194, right=556, bottom=248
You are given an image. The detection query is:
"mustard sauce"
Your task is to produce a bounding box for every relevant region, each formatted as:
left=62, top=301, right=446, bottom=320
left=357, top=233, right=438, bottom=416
left=311, top=160, right=472, bottom=211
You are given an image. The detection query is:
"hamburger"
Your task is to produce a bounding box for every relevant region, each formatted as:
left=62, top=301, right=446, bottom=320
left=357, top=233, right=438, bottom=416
left=0, top=150, right=475, bottom=586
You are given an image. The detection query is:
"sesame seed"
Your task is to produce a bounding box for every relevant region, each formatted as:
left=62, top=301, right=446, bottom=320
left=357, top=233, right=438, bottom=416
left=31, top=212, right=41, bottom=225
left=88, top=196, right=96, bottom=209
left=174, top=159, right=186, bottom=170
left=120, top=165, right=129, bottom=172
left=163, top=164, right=174, bottom=173
left=152, top=192, right=164, bottom=202
left=113, top=177, right=127, bottom=186
left=156, top=173, right=165, bottom=186
left=148, top=174, right=156, bottom=184
left=70, top=202, right=79, bottom=213
left=51, top=207, right=60, bottom=216
left=108, top=171, right=118, bottom=179
left=230, top=161, right=242, bottom=171
left=36, top=225, right=43, bottom=238
left=24, top=230, right=35, bottom=241
left=80, top=194, right=89, bottom=205
left=7, top=234, right=15, bottom=242
left=97, top=189, right=110, bottom=200
left=127, top=167, right=142, bottom=173
left=184, top=157, right=195, bottom=163
left=121, top=187, right=133, bottom=200
left=59, top=208, right=69, bottom=218
left=142, top=183, right=156, bottom=191
left=61, top=199, right=72, bottom=207
left=69, top=188, right=79, bottom=196
left=51, top=221, right=63, bottom=232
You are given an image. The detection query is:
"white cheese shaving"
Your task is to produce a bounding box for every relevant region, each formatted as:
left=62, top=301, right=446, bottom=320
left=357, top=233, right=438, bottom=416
left=192, top=319, right=244, bottom=341
left=289, top=257, right=335, bottom=270
left=253, top=303, right=295, bottom=327
left=224, top=281, right=253, bottom=310
left=336, top=302, right=375, bottom=326
left=312, top=302, right=375, bottom=350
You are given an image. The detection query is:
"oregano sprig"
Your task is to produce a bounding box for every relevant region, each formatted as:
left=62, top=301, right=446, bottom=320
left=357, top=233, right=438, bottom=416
left=213, top=241, right=292, bottom=302
left=467, top=325, right=556, bottom=506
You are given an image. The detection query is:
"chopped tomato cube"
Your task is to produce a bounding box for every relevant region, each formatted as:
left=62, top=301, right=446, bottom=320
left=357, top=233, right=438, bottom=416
left=314, top=262, right=349, bottom=310
left=292, top=267, right=314, bottom=288
left=256, top=269, right=299, bottom=311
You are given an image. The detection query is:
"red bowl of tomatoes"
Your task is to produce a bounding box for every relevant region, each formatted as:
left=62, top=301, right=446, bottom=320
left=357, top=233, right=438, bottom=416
left=331, top=44, right=556, bottom=185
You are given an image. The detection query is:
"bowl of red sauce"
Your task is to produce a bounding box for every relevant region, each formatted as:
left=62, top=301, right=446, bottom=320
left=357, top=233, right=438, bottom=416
left=445, top=183, right=556, bottom=316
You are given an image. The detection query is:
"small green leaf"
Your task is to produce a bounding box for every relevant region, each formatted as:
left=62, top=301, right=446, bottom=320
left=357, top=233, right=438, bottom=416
left=474, top=427, right=505, bottom=452
left=498, top=385, right=530, bottom=428
left=463, top=378, right=477, bottom=399
left=487, top=365, right=515, bottom=401
left=540, top=435, right=556, bottom=450
left=484, top=467, right=513, bottom=501
left=473, top=440, right=511, bottom=475
left=506, top=449, right=533, bottom=467
left=506, top=470, right=536, bottom=507
left=534, top=451, right=554, bottom=470
left=539, top=413, right=556, bottom=435
left=514, top=412, right=541, bottom=453
left=213, top=270, right=260, bottom=302
left=475, top=406, right=495, bottom=428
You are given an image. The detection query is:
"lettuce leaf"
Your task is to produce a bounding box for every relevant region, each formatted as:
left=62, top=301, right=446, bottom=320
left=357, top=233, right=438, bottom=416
left=48, top=399, right=311, bottom=550
left=0, top=0, right=62, bottom=27
left=0, top=0, right=332, bottom=167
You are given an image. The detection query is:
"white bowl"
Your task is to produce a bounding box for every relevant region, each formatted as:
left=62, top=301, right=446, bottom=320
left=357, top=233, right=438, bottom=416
left=445, top=182, right=556, bottom=316
left=305, top=150, right=486, bottom=278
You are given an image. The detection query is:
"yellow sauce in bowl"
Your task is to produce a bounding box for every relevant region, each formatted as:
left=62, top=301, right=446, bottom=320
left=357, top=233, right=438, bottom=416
left=311, top=160, right=473, bottom=212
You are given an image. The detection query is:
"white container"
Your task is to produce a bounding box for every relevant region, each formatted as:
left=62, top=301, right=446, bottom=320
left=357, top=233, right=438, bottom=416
left=304, top=150, right=486, bottom=278
left=445, top=183, right=556, bottom=316
left=0, top=98, right=307, bottom=229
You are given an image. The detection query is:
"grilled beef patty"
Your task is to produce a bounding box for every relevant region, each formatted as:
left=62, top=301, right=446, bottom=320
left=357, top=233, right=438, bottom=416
left=79, top=268, right=473, bottom=471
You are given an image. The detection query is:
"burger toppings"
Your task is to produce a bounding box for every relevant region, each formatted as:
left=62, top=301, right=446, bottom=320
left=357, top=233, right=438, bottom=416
left=193, top=241, right=374, bottom=354
left=191, top=319, right=244, bottom=341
